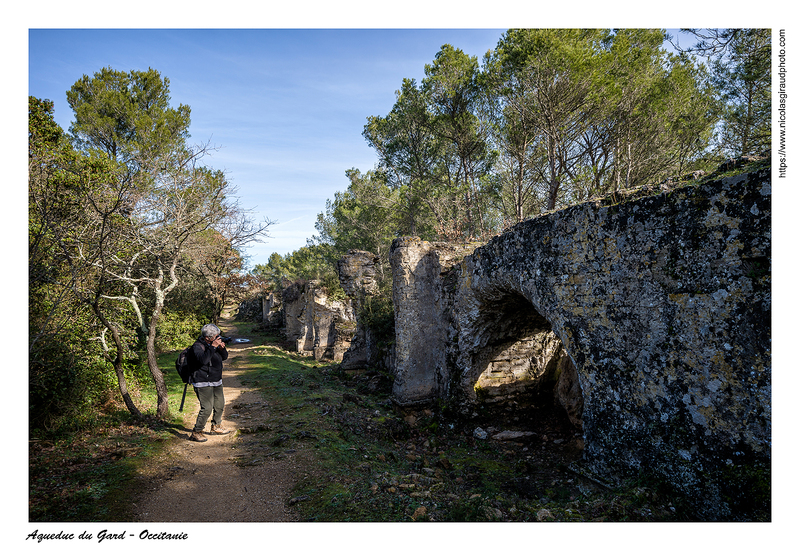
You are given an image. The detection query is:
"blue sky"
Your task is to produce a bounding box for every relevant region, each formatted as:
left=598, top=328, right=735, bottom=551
left=25, top=25, right=723, bottom=270
left=29, top=28, right=508, bottom=268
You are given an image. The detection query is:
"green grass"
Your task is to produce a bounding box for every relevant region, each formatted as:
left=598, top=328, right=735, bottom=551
left=29, top=348, right=196, bottom=522
left=227, top=341, right=423, bottom=521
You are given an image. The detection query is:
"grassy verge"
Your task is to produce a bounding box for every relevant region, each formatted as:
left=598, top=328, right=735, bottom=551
left=28, top=353, right=191, bottom=522
left=230, top=328, right=697, bottom=522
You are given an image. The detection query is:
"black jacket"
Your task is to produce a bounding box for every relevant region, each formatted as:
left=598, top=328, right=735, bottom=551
left=189, top=337, right=228, bottom=384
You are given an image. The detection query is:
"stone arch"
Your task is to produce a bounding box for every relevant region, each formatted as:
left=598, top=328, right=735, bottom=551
left=455, top=282, right=584, bottom=432
left=389, top=167, right=771, bottom=518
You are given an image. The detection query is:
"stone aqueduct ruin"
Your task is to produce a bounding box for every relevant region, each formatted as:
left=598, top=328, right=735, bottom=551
left=263, top=166, right=770, bottom=519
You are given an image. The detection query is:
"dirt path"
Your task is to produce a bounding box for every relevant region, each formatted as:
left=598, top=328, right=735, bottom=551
left=132, top=314, right=306, bottom=522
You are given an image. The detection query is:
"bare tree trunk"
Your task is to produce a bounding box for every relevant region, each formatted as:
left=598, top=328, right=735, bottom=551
left=740, top=82, right=754, bottom=155
left=93, top=303, right=142, bottom=418
left=145, top=263, right=181, bottom=419
left=546, top=135, right=559, bottom=211
left=626, top=141, right=634, bottom=189
left=470, top=166, right=487, bottom=239
left=146, top=290, right=170, bottom=419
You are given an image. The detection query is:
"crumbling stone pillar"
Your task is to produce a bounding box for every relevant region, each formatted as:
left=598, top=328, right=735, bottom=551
left=282, top=281, right=311, bottom=354
left=261, top=291, right=282, bottom=326
left=337, top=250, right=380, bottom=370
left=390, top=238, right=479, bottom=405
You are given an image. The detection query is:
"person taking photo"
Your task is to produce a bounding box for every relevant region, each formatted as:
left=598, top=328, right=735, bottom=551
left=188, top=323, right=230, bottom=442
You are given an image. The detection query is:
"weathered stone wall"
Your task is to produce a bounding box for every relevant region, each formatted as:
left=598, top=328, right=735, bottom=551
left=337, top=251, right=380, bottom=370
left=281, top=280, right=354, bottom=361
left=390, top=168, right=771, bottom=519
left=390, top=238, right=583, bottom=421
left=261, top=291, right=283, bottom=326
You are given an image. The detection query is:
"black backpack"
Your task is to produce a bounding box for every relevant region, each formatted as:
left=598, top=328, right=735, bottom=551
left=175, top=345, right=198, bottom=384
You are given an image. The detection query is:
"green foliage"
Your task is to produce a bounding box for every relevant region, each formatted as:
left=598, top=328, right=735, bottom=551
left=163, top=272, right=215, bottom=320
left=315, top=168, right=399, bottom=259
left=29, top=351, right=189, bottom=522
left=251, top=252, right=288, bottom=290
left=29, top=97, right=120, bottom=435
left=608, top=30, right=717, bottom=186
left=363, top=79, right=441, bottom=239
left=423, top=44, right=495, bottom=240
left=676, top=29, right=771, bottom=158
left=251, top=243, right=346, bottom=300
left=29, top=314, right=128, bottom=437
left=155, top=311, right=207, bottom=352
left=301, top=28, right=741, bottom=271
left=67, top=66, right=191, bottom=167
left=358, top=292, right=395, bottom=345
left=29, top=65, right=250, bottom=430
left=53, top=64, right=260, bottom=421
left=711, top=29, right=771, bottom=156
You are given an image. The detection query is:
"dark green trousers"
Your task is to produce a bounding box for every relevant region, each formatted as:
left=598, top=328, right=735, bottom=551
left=193, top=384, right=225, bottom=432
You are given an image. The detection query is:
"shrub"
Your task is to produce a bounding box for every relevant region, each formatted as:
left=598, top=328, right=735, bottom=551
left=30, top=336, right=119, bottom=436
left=359, top=292, right=395, bottom=345
left=155, top=311, right=207, bottom=352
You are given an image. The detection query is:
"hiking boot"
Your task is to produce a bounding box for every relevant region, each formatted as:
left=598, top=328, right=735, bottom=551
left=210, top=423, right=230, bottom=435
left=189, top=430, right=207, bottom=442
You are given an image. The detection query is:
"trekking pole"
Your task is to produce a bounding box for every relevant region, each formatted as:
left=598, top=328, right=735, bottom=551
left=179, top=383, right=188, bottom=412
